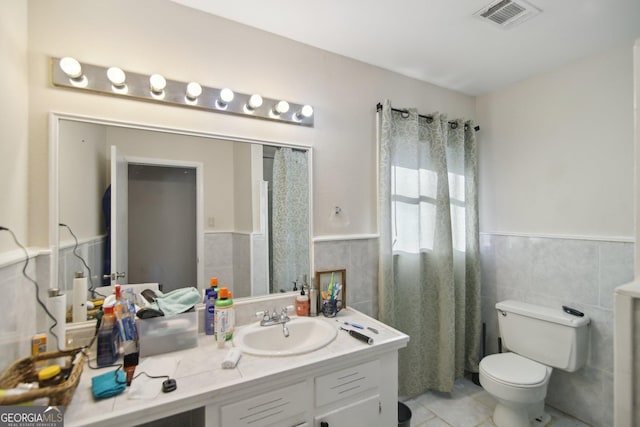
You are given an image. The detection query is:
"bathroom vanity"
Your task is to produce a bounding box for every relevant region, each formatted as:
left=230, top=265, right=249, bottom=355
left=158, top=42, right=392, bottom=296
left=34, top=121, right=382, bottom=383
left=63, top=308, right=409, bottom=427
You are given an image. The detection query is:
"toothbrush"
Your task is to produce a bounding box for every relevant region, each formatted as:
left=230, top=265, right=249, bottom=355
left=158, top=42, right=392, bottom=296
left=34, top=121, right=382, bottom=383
left=335, top=319, right=364, bottom=329
left=328, top=273, right=335, bottom=300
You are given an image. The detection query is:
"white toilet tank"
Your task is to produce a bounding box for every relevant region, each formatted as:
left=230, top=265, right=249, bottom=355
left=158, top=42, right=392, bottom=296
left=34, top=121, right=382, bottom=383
left=496, top=300, right=590, bottom=372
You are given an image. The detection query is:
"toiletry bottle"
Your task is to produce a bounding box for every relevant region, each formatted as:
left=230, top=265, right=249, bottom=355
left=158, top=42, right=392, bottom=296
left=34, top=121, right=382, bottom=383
left=296, top=287, right=310, bottom=316
left=96, top=305, right=119, bottom=367
left=215, top=287, right=234, bottom=345
left=204, top=278, right=218, bottom=336
left=309, top=285, right=318, bottom=317
left=227, top=291, right=235, bottom=338
left=115, top=286, right=139, bottom=385
left=31, top=334, right=47, bottom=369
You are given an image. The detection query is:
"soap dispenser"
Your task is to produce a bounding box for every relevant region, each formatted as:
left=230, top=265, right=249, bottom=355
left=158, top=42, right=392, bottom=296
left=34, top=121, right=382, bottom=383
left=296, top=287, right=310, bottom=316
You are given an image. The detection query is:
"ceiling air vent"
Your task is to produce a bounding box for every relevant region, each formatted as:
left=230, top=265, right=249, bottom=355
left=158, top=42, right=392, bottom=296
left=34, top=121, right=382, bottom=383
left=474, top=0, right=541, bottom=29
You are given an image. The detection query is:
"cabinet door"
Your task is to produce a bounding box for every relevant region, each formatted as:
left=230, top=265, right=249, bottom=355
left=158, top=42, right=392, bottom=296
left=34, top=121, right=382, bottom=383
left=314, top=394, right=381, bottom=427
left=315, top=360, right=379, bottom=407
left=220, top=382, right=307, bottom=427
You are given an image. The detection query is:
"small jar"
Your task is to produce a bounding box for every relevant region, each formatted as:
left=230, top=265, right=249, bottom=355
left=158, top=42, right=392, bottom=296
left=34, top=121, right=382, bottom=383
left=38, top=364, right=63, bottom=388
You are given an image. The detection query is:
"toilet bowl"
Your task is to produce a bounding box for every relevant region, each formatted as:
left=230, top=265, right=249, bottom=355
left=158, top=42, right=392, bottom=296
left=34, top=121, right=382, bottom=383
left=480, top=300, right=590, bottom=427
left=479, top=352, right=552, bottom=427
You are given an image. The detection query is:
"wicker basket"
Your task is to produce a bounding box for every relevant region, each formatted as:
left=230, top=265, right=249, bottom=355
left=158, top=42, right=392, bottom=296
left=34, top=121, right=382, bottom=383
left=0, top=347, right=87, bottom=408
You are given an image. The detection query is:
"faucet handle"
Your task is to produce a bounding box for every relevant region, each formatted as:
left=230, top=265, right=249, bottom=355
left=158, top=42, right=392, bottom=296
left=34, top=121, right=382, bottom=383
left=280, top=306, right=293, bottom=321
left=256, top=309, right=271, bottom=322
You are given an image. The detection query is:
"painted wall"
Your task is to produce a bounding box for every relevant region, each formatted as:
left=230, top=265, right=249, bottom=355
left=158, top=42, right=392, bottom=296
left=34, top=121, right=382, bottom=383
left=105, top=126, right=239, bottom=232
left=477, top=41, right=636, bottom=427
left=58, top=121, right=108, bottom=245
left=0, top=1, right=28, bottom=253
left=25, top=0, right=475, bottom=249
left=476, top=42, right=635, bottom=239
left=635, top=40, right=640, bottom=272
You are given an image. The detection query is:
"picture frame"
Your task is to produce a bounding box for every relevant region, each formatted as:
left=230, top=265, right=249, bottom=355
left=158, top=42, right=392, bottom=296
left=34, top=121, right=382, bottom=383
left=315, top=269, right=346, bottom=308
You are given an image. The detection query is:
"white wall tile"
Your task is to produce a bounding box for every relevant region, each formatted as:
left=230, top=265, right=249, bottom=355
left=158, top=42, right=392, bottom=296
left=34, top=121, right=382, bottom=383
left=480, top=233, right=633, bottom=427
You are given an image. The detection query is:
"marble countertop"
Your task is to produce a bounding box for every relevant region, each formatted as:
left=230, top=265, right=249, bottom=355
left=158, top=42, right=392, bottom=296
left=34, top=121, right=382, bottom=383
left=64, top=308, right=409, bottom=427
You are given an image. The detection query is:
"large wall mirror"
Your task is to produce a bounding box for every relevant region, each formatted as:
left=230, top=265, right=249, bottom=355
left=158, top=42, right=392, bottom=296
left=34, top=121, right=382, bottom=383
left=49, top=113, right=313, bottom=324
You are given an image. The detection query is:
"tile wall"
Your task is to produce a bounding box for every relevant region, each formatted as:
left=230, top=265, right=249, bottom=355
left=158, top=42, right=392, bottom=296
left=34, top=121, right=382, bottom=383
left=635, top=299, right=640, bottom=423
left=58, top=236, right=105, bottom=299
left=480, top=233, right=634, bottom=427
left=0, top=252, right=49, bottom=372
left=1, top=233, right=630, bottom=426
left=204, top=232, right=250, bottom=297
left=313, top=238, right=379, bottom=318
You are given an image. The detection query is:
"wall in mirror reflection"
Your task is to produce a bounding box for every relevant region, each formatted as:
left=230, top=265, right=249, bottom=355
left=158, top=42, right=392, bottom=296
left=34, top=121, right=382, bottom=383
left=57, top=120, right=310, bottom=315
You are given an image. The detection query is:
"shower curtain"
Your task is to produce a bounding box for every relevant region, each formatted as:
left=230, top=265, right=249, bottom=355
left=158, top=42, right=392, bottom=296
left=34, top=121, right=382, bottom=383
left=272, top=147, right=309, bottom=293
left=378, top=99, right=481, bottom=395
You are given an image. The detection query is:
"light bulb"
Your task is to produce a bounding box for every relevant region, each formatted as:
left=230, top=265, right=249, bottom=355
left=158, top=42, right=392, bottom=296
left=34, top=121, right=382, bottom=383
left=247, top=94, right=263, bottom=110
left=107, top=67, right=126, bottom=87
left=296, top=104, right=314, bottom=120
left=221, top=88, right=234, bottom=102
left=186, top=82, right=202, bottom=100
left=216, top=88, right=234, bottom=108
left=59, top=57, right=82, bottom=79
left=149, top=74, right=166, bottom=93
left=274, top=100, right=290, bottom=115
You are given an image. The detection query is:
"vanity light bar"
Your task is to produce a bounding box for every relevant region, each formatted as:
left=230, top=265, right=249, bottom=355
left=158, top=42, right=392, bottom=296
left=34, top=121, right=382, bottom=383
left=51, top=57, right=314, bottom=127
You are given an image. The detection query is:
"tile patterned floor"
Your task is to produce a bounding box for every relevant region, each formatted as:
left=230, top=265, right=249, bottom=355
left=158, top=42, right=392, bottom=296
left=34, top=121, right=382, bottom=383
left=401, top=377, right=592, bottom=427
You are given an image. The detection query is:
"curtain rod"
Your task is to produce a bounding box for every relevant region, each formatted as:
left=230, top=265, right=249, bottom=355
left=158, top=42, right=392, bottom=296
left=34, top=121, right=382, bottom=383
left=376, top=103, right=480, bottom=132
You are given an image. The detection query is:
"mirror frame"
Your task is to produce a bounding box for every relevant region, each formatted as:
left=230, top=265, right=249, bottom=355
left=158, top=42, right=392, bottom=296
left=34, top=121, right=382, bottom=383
left=49, top=111, right=314, bottom=309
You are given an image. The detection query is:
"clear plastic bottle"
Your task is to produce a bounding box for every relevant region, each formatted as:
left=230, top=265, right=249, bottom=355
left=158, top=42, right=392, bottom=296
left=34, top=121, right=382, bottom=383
left=96, top=305, right=119, bottom=367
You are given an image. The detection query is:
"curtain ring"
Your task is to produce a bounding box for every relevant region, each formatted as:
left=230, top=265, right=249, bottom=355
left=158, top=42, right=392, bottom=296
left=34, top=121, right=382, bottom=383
left=450, top=122, right=458, bottom=129
left=426, top=116, right=433, bottom=124
left=400, top=109, right=410, bottom=119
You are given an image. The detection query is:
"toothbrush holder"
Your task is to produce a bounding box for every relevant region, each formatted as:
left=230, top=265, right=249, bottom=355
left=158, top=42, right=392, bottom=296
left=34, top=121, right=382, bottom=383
left=321, top=299, right=343, bottom=318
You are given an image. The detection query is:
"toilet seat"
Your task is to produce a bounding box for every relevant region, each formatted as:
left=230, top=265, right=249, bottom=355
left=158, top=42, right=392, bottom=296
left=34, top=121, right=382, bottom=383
left=480, top=352, right=550, bottom=387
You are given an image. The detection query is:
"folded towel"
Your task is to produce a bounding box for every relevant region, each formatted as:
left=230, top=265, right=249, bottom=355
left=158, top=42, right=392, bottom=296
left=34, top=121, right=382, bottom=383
left=154, top=287, right=201, bottom=316
left=91, top=369, right=126, bottom=399
left=221, top=348, right=241, bottom=369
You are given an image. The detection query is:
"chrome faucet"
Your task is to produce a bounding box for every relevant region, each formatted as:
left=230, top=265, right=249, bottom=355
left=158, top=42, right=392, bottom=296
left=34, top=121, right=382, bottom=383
left=259, top=306, right=290, bottom=327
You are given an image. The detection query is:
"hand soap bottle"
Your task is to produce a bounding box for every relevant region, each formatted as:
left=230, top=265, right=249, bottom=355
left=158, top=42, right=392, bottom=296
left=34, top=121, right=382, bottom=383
left=296, top=287, right=310, bottom=316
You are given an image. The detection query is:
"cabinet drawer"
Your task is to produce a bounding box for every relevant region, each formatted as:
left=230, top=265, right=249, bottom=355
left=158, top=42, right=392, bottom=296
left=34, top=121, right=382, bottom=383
left=315, top=360, right=380, bottom=407
left=315, top=394, right=380, bottom=427
left=220, top=382, right=307, bottom=427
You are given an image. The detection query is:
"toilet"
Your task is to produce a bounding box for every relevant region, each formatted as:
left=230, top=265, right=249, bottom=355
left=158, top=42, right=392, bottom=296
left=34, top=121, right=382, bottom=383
left=479, top=300, right=590, bottom=427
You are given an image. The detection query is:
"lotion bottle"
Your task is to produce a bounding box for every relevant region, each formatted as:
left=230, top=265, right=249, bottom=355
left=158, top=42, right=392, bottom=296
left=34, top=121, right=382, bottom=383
left=296, top=288, right=310, bottom=316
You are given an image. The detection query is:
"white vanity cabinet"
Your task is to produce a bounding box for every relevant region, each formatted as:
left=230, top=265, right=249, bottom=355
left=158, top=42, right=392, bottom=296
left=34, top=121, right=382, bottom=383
left=315, top=394, right=381, bottom=426
left=314, top=359, right=382, bottom=426
left=64, top=308, right=408, bottom=427
left=218, top=381, right=310, bottom=427
left=206, top=353, right=397, bottom=427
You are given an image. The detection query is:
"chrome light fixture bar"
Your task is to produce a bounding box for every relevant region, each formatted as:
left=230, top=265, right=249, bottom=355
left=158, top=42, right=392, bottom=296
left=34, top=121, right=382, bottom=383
left=51, top=57, right=314, bottom=127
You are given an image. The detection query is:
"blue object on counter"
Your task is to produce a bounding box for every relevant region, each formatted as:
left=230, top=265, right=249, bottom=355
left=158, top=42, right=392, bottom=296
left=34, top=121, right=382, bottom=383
left=91, top=369, right=126, bottom=399
left=336, top=320, right=364, bottom=329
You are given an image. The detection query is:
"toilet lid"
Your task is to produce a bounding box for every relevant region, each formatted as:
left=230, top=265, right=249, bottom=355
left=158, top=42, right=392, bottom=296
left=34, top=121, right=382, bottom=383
left=481, top=352, right=549, bottom=386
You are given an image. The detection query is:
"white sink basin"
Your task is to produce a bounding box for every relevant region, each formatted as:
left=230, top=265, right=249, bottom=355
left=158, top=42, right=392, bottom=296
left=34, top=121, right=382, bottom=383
left=233, top=317, right=337, bottom=356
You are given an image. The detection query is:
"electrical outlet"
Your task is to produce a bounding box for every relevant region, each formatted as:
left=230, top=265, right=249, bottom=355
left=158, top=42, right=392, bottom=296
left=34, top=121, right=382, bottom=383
left=208, top=217, right=215, bottom=227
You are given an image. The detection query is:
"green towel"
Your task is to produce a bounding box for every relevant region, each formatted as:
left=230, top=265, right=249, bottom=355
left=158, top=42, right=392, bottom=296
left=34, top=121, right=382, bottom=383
left=91, top=370, right=126, bottom=399
left=154, top=287, right=201, bottom=316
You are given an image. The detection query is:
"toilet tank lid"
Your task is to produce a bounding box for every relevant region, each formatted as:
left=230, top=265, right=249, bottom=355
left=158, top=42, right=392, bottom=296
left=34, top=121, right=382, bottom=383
left=496, top=300, right=590, bottom=327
